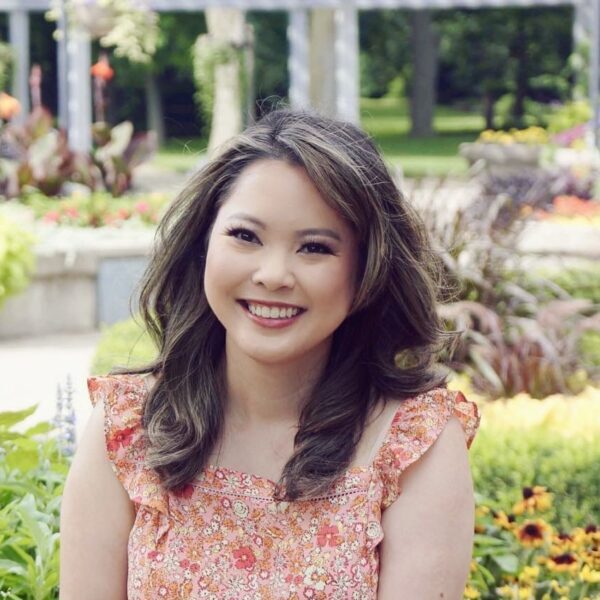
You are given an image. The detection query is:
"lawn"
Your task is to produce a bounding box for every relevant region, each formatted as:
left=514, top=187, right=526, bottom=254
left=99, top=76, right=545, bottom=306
left=151, top=98, right=486, bottom=178
left=360, top=97, right=484, bottom=177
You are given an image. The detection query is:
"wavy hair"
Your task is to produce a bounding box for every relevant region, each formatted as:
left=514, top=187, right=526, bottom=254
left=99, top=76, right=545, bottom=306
left=121, top=108, right=451, bottom=501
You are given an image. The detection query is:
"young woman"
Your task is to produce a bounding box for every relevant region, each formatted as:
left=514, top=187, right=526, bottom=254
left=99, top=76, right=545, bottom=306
left=60, top=109, right=480, bottom=599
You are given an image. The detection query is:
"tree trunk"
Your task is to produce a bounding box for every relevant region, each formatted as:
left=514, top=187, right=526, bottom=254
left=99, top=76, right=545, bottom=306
left=309, top=9, right=336, bottom=117
left=145, top=73, right=165, bottom=147
left=206, top=8, right=246, bottom=155
left=512, top=23, right=527, bottom=128
left=409, top=10, right=439, bottom=138
left=483, top=90, right=494, bottom=130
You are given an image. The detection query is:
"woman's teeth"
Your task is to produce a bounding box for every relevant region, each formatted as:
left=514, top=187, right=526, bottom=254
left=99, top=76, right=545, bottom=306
left=247, top=303, right=301, bottom=319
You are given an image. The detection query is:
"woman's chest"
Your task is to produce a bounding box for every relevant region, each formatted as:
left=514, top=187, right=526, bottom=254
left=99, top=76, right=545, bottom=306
left=127, top=484, right=384, bottom=599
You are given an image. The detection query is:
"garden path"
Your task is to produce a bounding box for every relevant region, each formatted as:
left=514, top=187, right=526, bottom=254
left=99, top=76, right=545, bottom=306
left=0, top=332, right=100, bottom=440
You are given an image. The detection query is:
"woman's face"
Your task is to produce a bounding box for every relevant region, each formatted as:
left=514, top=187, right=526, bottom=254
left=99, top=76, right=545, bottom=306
left=204, top=159, right=358, bottom=367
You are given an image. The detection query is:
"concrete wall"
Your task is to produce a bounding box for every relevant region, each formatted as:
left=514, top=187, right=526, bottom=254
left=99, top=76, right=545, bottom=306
left=0, top=233, right=153, bottom=339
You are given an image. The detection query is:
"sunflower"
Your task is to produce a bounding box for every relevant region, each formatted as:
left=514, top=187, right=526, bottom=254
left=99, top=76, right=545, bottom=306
left=516, top=520, right=550, bottom=547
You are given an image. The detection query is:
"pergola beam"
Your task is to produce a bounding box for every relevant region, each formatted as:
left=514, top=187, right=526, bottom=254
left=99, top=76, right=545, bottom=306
left=0, top=0, right=576, bottom=9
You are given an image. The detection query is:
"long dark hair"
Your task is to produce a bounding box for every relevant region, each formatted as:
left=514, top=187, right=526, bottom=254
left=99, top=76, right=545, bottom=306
left=121, top=109, right=450, bottom=501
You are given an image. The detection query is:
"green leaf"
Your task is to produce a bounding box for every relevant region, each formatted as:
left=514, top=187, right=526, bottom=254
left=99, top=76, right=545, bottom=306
left=24, top=422, right=54, bottom=436
left=492, top=554, right=519, bottom=574
left=0, top=558, right=27, bottom=576
left=0, top=406, right=39, bottom=429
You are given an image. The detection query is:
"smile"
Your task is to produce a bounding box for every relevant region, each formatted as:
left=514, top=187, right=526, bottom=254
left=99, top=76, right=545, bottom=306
left=238, top=300, right=306, bottom=322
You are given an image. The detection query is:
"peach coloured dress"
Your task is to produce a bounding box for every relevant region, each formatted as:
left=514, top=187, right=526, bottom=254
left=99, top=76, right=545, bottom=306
left=87, top=374, right=479, bottom=600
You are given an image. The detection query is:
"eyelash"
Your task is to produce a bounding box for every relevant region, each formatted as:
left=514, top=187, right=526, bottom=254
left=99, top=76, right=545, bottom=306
left=225, top=227, right=334, bottom=255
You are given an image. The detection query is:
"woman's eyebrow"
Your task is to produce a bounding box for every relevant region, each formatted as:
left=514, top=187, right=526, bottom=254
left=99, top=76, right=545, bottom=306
left=226, top=213, right=342, bottom=241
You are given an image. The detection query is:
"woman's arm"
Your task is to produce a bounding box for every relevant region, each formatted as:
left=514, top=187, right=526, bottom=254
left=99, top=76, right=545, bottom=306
left=59, top=398, right=135, bottom=599
left=377, top=416, right=475, bottom=600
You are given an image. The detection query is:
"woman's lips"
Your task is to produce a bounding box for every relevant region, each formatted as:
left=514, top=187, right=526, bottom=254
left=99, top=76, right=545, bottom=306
left=237, top=300, right=305, bottom=329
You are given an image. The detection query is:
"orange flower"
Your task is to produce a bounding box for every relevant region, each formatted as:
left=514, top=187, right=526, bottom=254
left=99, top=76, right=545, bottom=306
left=516, top=520, right=549, bottom=547
left=91, top=56, right=115, bottom=81
left=0, top=92, right=21, bottom=120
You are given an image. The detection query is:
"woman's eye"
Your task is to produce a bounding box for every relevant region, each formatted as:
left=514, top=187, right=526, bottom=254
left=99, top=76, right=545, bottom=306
left=227, top=228, right=257, bottom=243
left=301, top=242, right=333, bottom=255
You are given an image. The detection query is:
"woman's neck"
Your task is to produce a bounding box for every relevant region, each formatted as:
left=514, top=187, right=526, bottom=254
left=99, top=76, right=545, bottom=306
left=222, top=341, right=329, bottom=428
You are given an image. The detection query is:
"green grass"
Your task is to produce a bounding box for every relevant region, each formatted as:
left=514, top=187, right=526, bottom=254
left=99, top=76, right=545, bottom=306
left=152, top=137, right=208, bottom=172
left=91, top=318, right=157, bottom=375
left=360, top=97, right=484, bottom=177
left=150, top=98, right=486, bottom=178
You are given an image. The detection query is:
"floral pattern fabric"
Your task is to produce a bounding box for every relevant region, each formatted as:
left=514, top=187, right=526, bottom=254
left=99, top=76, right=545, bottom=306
left=87, top=374, right=480, bottom=600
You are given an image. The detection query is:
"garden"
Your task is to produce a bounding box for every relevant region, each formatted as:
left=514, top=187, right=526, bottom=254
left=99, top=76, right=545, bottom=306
left=1, top=2, right=600, bottom=599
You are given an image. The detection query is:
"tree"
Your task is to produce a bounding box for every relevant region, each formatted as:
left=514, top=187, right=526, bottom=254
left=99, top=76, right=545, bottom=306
left=410, top=10, right=439, bottom=137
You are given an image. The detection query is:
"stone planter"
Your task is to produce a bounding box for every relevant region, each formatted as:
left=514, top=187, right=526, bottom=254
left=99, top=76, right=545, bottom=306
left=459, top=142, right=544, bottom=174
left=72, top=1, right=119, bottom=38
left=0, top=226, right=155, bottom=339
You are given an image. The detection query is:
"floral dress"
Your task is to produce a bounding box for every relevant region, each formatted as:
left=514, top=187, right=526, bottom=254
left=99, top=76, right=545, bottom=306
left=87, top=374, right=480, bottom=600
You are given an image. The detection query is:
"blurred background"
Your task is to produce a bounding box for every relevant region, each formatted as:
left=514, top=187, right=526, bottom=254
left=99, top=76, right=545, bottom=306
left=0, top=1, right=599, bottom=598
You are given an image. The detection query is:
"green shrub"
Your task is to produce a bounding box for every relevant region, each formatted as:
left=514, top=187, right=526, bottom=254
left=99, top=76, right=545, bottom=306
left=467, top=387, right=600, bottom=530
left=0, top=214, right=35, bottom=308
left=0, top=405, right=69, bottom=599
left=471, top=428, right=600, bottom=530
left=91, top=317, right=157, bottom=375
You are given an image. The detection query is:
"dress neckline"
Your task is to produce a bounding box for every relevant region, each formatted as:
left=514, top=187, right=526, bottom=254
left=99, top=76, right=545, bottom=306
left=127, top=373, right=403, bottom=496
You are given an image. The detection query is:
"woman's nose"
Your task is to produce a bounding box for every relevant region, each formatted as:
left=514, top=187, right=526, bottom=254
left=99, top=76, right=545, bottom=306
left=251, top=252, right=295, bottom=290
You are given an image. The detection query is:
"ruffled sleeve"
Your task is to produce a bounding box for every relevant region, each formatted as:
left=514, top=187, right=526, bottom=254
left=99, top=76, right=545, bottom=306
left=87, top=374, right=169, bottom=518
left=373, top=387, right=480, bottom=510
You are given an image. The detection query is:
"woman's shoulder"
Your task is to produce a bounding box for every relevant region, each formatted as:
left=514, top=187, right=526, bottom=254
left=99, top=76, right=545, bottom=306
left=88, top=372, right=154, bottom=410
left=373, top=387, right=480, bottom=509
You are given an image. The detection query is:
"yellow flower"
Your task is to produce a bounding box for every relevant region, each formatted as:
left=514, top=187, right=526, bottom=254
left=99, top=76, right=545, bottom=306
left=550, top=580, right=570, bottom=595
left=463, top=584, right=481, bottom=598
left=496, top=585, right=516, bottom=598
left=518, top=565, right=539, bottom=584
left=512, top=486, right=552, bottom=515
left=494, top=510, right=516, bottom=530
left=580, top=563, right=600, bottom=583
left=547, top=552, right=579, bottom=574
left=582, top=546, right=600, bottom=569
left=518, top=586, right=533, bottom=599
left=516, top=520, right=550, bottom=547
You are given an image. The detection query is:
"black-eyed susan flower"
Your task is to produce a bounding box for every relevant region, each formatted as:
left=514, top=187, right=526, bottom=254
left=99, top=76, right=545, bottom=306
left=546, top=552, right=579, bottom=574
left=512, top=486, right=552, bottom=515
left=493, top=510, right=516, bottom=531
left=516, top=520, right=550, bottom=547
left=582, top=546, right=600, bottom=570
left=585, top=524, right=600, bottom=544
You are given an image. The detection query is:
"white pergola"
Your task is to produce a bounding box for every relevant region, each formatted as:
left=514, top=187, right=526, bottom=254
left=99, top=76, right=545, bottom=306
left=1, top=0, right=596, bottom=151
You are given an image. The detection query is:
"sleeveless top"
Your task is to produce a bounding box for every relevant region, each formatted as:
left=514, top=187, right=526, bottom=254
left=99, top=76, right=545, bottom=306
left=87, top=374, right=480, bottom=600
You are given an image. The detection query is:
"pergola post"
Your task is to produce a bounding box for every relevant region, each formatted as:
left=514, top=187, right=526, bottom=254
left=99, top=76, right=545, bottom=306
left=287, top=9, right=310, bottom=110
left=8, top=10, right=30, bottom=119
left=334, top=3, right=359, bottom=124
left=66, top=28, right=92, bottom=152
left=57, top=9, right=69, bottom=129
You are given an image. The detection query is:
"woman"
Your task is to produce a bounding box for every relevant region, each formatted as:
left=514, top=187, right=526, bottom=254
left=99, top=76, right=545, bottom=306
left=60, top=109, right=480, bottom=599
